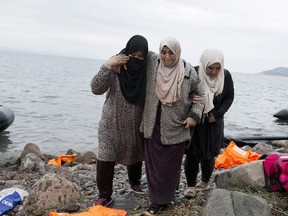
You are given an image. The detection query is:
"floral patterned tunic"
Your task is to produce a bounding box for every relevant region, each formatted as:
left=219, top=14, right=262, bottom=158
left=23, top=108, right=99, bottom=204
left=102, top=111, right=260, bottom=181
left=91, top=65, right=144, bottom=165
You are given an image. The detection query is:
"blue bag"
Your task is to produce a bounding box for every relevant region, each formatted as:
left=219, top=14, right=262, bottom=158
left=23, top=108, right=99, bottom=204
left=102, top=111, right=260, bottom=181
left=0, top=191, right=21, bottom=216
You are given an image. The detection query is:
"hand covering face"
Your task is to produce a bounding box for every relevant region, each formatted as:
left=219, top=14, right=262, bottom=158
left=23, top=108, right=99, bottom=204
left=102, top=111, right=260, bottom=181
left=118, top=35, right=148, bottom=106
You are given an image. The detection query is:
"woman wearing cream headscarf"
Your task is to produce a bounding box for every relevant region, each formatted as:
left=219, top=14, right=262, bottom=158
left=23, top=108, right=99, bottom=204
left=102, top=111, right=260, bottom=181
left=140, top=36, right=205, bottom=215
left=184, top=49, right=234, bottom=198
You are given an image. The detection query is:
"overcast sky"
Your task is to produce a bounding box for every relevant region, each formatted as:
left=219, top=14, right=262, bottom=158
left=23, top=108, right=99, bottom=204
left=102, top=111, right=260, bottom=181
left=0, top=0, right=287, bottom=73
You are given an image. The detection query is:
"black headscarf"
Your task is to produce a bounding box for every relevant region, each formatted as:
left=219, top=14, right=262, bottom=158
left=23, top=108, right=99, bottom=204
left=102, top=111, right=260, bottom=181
left=117, top=35, right=148, bottom=106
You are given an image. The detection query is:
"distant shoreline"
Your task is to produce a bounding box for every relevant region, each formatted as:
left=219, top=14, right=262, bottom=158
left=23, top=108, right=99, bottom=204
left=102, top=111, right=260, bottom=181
left=260, top=67, right=288, bottom=77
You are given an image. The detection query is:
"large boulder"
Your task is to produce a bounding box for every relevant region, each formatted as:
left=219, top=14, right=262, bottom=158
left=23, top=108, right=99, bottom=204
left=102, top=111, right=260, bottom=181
left=23, top=173, right=81, bottom=215
left=19, top=143, right=48, bottom=163
left=215, top=160, right=265, bottom=190
left=202, top=189, right=271, bottom=216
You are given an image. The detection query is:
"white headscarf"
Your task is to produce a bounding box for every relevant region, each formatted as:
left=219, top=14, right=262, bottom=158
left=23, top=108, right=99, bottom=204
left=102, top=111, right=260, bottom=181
left=198, top=49, right=225, bottom=114
left=155, top=36, right=185, bottom=106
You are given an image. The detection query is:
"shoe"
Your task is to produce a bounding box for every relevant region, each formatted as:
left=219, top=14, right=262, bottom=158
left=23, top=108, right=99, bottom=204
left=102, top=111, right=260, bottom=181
left=184, top=186, right=196, bottom=198
left=143, top=203, right=165, bottom=215
left=95, top=197, right=113, bottom=207
left=195, top=181, right=210, bottom=191
left=130, top=183, right=147, bottom=194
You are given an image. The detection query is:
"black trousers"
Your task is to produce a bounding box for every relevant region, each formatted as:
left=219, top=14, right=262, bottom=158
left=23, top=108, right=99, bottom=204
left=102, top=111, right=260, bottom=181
left=96, top=160, right=142, bottom=198
left=184, top=151, right=215, bottom=187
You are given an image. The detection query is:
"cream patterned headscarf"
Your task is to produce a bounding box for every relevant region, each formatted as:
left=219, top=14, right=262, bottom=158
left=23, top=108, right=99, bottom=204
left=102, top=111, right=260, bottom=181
left=198, top=49, right=225, bottom=114
left=155, top=36, right=185, bottom=106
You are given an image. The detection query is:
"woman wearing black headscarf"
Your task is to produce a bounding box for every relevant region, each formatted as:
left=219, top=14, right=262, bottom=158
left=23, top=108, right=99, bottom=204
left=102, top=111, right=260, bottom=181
left=91, top=35, right=148, bottom=206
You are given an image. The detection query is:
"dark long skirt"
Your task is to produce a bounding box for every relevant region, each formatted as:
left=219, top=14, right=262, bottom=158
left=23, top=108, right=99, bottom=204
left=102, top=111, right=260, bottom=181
left=184, top=118, right=224, bottom=186
left=189, top=118, right=224, bottom=159
left=144, top=123, right=186, bottom=205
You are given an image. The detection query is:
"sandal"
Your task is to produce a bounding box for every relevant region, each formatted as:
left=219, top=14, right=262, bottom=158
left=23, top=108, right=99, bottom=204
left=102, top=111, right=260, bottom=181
left=184, top=186, right=196, bottom=198
left=144, top=203, right=165, bottom=215
left=195, top=180, right=210, bottom=191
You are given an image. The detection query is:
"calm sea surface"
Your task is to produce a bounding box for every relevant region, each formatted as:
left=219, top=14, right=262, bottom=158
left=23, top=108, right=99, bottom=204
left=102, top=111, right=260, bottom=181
left=1, top=50, right=287, bottom=160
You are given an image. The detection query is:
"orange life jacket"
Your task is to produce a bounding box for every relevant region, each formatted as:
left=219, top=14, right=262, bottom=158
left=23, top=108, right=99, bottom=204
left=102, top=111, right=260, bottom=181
left=47, top=154, right=78, bottom=166
left=215, top=141, right=261, bottom=169
left=49, top=205, right=127, bottom=216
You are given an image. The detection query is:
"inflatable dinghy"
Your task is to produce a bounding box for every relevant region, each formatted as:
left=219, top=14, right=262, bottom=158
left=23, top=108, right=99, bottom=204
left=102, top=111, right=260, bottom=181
left=273, top=109, right=288, bottom=120
left=0, top=105, right=15, bottom=133
left=224, top=136, right=288, bottom=147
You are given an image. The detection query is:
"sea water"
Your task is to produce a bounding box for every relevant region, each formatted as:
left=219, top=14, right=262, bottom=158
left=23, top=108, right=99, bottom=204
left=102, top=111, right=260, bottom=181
left=0, top=50, right=287, bottom=159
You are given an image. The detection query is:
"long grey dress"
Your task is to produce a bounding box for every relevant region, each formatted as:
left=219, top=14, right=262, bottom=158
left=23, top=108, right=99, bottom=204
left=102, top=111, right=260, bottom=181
left=91, top=65, right=144, bottom=165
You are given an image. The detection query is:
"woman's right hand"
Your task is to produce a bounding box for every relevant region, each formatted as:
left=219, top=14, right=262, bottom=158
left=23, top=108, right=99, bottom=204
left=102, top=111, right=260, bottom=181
left=104, top=55, right=129, bottom=73
left=192, top=94, right=202, bottom=104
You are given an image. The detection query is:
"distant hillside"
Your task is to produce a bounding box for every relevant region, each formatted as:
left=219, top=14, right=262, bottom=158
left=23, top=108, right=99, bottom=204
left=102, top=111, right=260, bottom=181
left=260, top=67, right=288, bottom=76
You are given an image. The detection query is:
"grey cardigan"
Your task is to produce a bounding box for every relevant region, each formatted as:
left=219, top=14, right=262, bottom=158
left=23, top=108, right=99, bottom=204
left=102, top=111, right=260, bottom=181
left=140, top=51, right=205, bottom=145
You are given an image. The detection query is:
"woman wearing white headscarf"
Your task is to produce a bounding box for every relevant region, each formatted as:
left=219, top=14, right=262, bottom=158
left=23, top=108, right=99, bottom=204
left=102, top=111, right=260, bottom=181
left=140, top=36, right=205, bottom=214
left=184, top=49, right=234, bottom=198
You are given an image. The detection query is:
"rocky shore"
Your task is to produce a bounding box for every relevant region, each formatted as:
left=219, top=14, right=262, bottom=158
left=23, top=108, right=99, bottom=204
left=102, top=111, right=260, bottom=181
left=0, top=141, right=288, bottom=216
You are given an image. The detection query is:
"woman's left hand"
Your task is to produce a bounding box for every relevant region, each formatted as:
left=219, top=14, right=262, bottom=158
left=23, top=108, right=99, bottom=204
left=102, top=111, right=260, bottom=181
left=208, top=113, right=216, bottom=123
left=183, top=117, right=197, bottom=128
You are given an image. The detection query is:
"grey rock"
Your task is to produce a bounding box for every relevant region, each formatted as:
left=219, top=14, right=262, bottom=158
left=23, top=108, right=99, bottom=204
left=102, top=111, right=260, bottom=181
left=19, top=153, right=46, bottom=175
left=202, top=189, right=271, bottom=216
left=19, top=143, right=47, bottom=163
left=75, top=151, right=97, bottom=164
left=215, top=160, right=265, bottom=190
